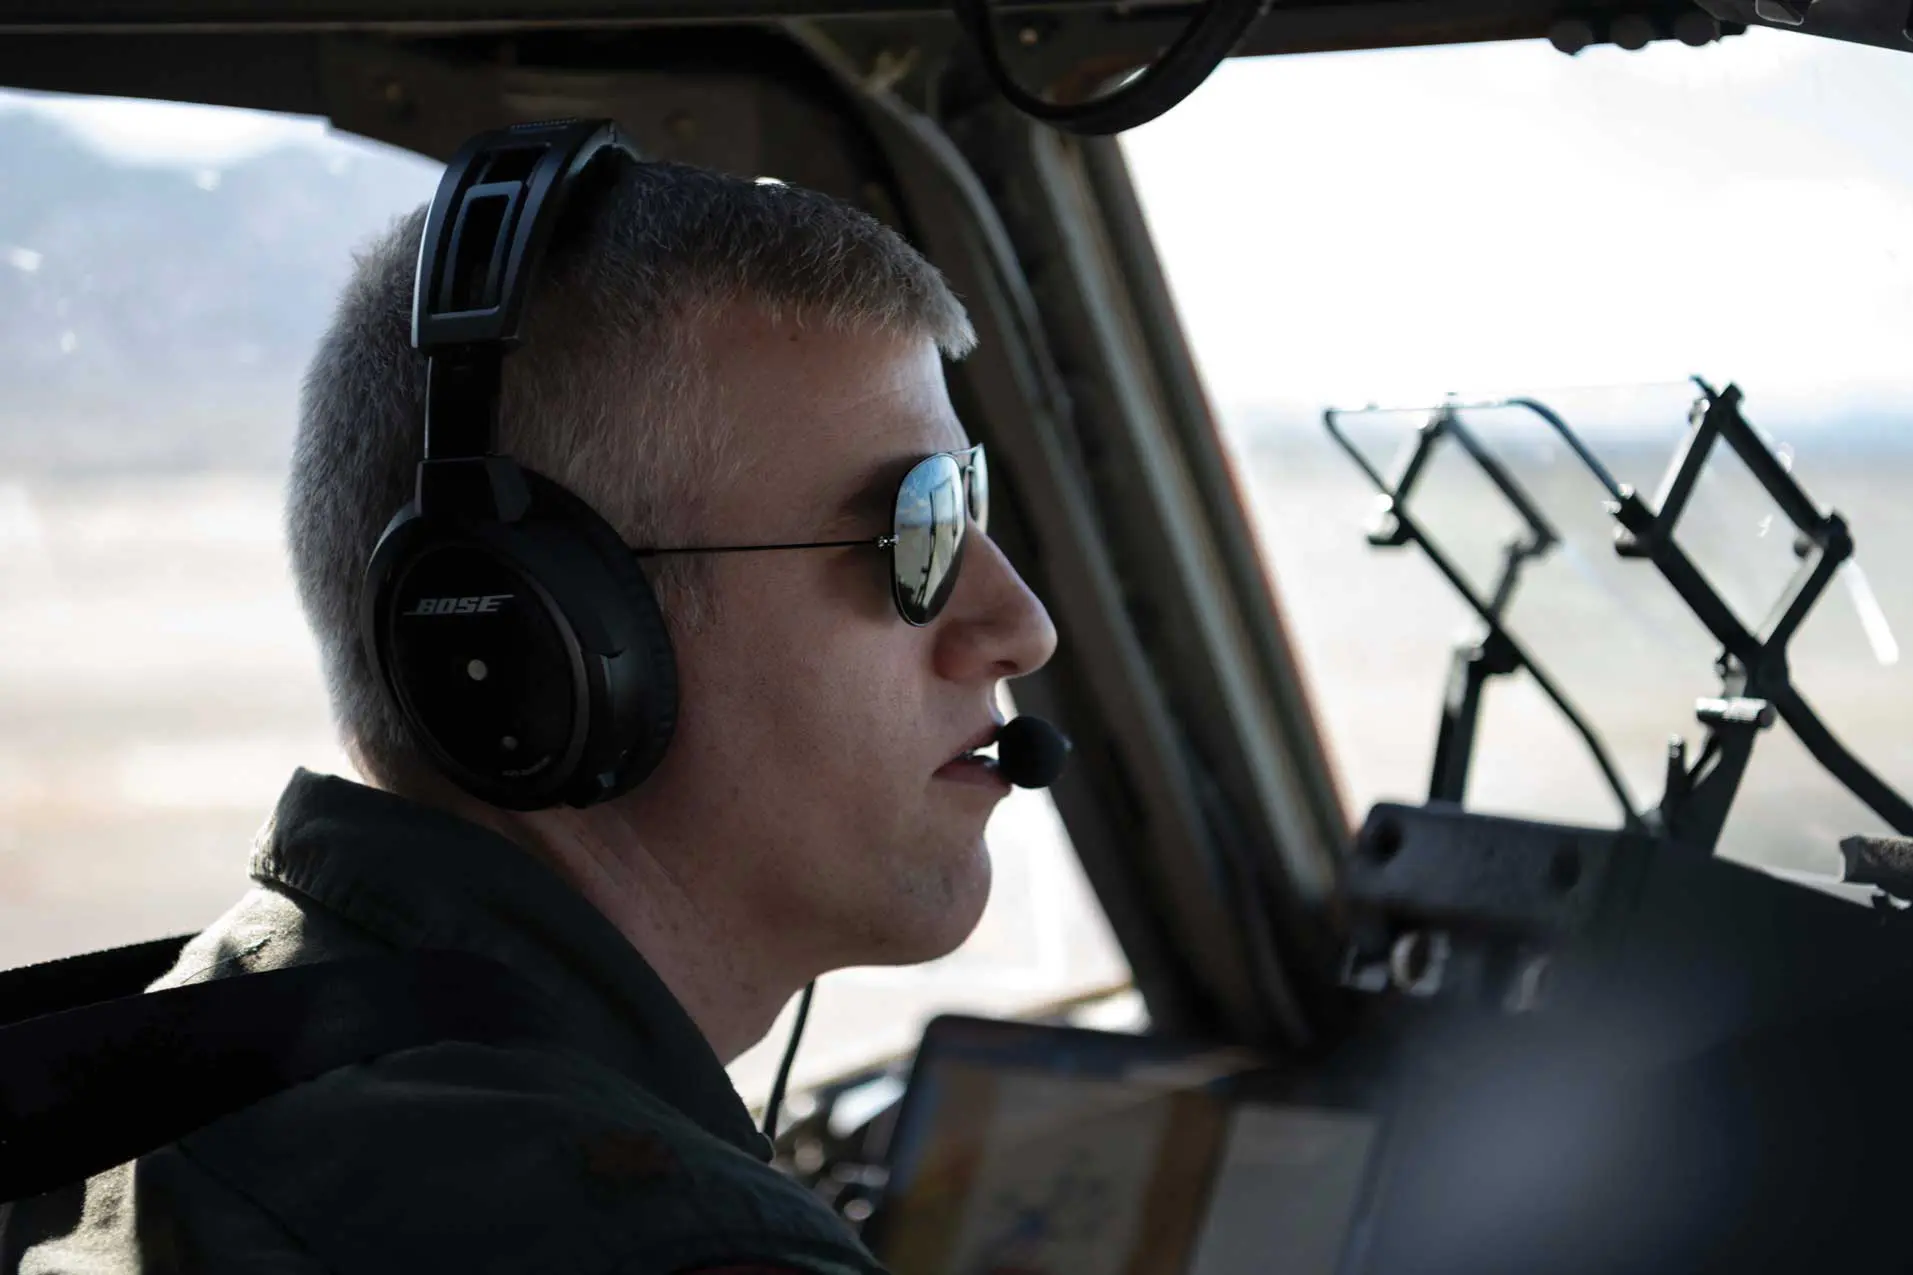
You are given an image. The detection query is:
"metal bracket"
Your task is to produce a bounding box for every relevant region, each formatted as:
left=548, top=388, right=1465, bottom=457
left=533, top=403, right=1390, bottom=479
left=1324, top=402, right=1641, bottom=829
left=1429, top=627, right=1523, bottom=806
left=1612, top=381, right=1911, bottom=841
left=1328, top=380, right=1913, bottom=851
left=1654, top=692, right=1776, bottom=854
left=1328, top=404, right=1566, bottom=811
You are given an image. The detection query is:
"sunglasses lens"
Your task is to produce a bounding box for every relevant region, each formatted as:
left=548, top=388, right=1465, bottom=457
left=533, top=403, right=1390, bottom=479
left=893, top=453, right=966, bottom=626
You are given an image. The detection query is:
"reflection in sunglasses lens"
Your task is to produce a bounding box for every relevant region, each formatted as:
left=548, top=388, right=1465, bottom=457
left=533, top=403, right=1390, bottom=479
left=893, top=454, right=966, bottom=625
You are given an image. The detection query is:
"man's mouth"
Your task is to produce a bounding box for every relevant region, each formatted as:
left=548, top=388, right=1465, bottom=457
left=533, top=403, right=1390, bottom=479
left=935, top=722, right=1011, bottom=790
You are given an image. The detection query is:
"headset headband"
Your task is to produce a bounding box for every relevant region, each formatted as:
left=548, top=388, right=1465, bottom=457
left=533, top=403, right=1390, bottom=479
left=411, top=119, right=640, bottom=470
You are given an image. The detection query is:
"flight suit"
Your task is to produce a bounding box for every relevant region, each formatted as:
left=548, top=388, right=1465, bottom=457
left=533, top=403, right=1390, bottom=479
left=0, top=770, right=889, bottom=1275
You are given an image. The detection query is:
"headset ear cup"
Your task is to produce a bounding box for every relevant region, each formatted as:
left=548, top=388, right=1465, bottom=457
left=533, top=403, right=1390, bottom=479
left=516, top=470, right=679, bottom=801
left=360, top=467, right=678, bottom=811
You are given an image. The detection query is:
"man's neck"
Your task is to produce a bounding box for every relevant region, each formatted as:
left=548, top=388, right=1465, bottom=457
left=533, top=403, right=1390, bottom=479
left=368, top=764, right=798, bottom=1064
left=470, top=797, right=794, bottom=1064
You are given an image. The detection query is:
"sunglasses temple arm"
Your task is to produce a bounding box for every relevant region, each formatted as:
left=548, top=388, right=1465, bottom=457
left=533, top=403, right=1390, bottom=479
left=631, top=537, right=892, bottom=560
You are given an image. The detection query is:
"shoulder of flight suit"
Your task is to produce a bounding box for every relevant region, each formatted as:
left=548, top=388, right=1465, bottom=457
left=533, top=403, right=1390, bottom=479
left=2, top=891, right=882, bottom=1275
left=3, top=1120, right=864, bottom=1275
left=3, top=859, right=884, bottom=1275
left=168, top=1038, right=884, bottom=1275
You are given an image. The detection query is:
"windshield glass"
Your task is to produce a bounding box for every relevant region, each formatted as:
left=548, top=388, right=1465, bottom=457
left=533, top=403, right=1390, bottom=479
left=1123, top=30, right=1913, bottom=880
left=0, top=90, right=1130, bottom=1106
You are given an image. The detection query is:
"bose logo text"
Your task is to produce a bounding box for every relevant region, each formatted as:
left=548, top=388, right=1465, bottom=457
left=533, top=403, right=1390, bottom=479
left=402, top=594, right=514, bottom=617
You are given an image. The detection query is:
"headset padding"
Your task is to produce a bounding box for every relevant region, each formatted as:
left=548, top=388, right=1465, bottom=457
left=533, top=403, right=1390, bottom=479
left=516, top=468, right=679, bottom=800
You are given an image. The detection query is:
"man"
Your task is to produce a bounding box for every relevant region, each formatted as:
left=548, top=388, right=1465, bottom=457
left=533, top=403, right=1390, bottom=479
left=0, top=148, right=1056, bottom=1272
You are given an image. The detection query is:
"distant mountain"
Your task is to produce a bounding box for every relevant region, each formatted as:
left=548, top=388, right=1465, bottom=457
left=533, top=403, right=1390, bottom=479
left=1, top=109, right=439, bottom=474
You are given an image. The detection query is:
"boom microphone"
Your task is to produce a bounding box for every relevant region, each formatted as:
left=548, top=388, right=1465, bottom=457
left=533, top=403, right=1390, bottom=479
left=995, top=716, right=1072, bottom=789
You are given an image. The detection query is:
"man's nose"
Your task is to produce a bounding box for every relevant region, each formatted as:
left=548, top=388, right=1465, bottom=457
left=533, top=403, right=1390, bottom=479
left=933, top=526, right=1059, bottom=682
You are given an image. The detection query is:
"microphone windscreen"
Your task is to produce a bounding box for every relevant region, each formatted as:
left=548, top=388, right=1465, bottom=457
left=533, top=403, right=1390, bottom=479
left=995, top=716, right=1072, bottom=789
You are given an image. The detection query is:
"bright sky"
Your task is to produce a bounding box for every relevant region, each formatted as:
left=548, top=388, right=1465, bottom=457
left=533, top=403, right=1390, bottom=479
left=1120, top=29, right=1913, bottom=424
left=7, top=27, right=1912, bottom=427
left=0, top=88, right=329, bottom=163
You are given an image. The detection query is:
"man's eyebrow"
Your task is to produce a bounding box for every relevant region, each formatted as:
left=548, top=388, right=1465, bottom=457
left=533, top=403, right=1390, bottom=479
left=822, top=457, right=915, bottom=535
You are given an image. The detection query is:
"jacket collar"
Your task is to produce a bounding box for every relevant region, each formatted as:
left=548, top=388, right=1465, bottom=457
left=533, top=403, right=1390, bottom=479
left=250, top=768, right=773, bottom=1161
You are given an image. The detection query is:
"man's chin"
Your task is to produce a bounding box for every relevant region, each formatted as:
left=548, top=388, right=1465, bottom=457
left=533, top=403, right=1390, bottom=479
left=855, top=842, right=991, bottom=966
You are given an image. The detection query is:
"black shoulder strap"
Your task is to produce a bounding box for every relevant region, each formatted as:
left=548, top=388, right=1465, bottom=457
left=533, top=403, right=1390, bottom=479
left=0, top=945, right=567, bottom=1203
left=0, top=934, right=194, bottom=1029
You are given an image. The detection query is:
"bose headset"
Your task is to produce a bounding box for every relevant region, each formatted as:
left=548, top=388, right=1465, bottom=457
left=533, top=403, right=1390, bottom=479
left=360, top=118, right=678, bottom=813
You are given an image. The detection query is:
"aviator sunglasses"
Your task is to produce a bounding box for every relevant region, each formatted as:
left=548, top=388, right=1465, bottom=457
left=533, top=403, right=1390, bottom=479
left=634, top=445, right=989, bottom=627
